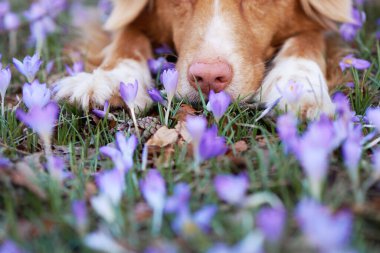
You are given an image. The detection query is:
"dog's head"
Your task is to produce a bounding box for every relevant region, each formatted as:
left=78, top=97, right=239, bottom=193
left=105, top=0, right=352, bottom=101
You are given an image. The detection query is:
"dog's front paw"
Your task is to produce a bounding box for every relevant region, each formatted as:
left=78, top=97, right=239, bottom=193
left=259, top=58, right=335, bottom=119
left=53, top=60, right=153, bottom=111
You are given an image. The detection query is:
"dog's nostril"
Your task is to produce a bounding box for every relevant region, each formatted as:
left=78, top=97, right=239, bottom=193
left=215, top=76, right=225, bottom=83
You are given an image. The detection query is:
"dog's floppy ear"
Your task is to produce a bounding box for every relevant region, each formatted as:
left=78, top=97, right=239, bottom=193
left=300, top=0, right=353, bottom=29
left=104, top=0, right=149, bottom=31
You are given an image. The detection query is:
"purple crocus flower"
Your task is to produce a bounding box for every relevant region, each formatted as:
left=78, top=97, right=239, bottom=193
left=333, top=92, right=354, bottom=122
left=0, top=240, right=26, bottom=253
left=339, top=54, right=371, bottom=72
left=161, top=68, right=178, bottom=100
left=96, top=169, right=125, bottom=205
left=296, top=198, right=353, bottom=252
left=72, top=200, right=88, bottom=232
left=340, top=8, right=366, bottom=42
left=84, top=230, right=126, bottom=253
left=277, top=113, right=298, bottom=153
left=0, top=65, right=11, bottom=116
left=199, top=125, right=227, bottom=161
left=148, top=57, right=168, bottom=75
left=13, top=54, right=43, bottom=83
left=207, top=90, right=231, bottom=122
left=120, top=80, right=138, bottom=109
left=186, top=115, right=207, bottom=144
left=147, top=88, right=165, bottom=105
left=214, top=174, right=249, bottom=205
left=92, top=101, right=111, bottom=119
left=100, top=132, right=137, bottom=172
left=256, top=206, right=286, bottom=243
left=65, top=61, right=84, bottom=76
left=16, top=101, right=59, bottom=139
left=90, top=194, right=115, bottom=223
left=22, top=80, right=51, bottom=109
left=3, top=12, right=20, bottom=31
left=342, top=125, right=363, bottom=174
left=140, top=169, right=166, bottom=212
left=277, top=80, right=304, bottom=104
left=366, top=107, right=380, bottom=131
left=0, top=1, right=10, bottom=18
left=165, top=183, right=191, bottom=213
left=48, top=156, right=72, bottom=182
left=45, top=60, right=54, bottom=75
left=155, top=44, right=174, bottom=55
left=140, top=169, right=166, bottom=233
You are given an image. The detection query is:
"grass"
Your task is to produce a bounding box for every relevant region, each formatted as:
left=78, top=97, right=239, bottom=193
left=0, top=1, right=380, bottom=253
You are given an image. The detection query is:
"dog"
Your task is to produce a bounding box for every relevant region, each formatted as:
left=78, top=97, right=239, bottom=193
left=54, top=0, right=353, bottom=119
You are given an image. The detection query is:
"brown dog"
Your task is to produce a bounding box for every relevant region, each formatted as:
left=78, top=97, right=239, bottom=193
left=54, top=0, right=352, bottom=118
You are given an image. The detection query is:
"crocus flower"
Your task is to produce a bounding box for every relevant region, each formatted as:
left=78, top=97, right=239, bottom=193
left=207, top=232, right=264, bottom=253
left=84, top=230, right=126, bottom=253
left=147, top=88, right=165, bottom=105
left=0, top=240, right=27, bottom=253
left=296, top=198, right=353, bottom=252
left=13, top=54, right=42, bottom=83
left=155, top=44, right=174, bottom=55
left=340, top=8, right=366, bottom=42
left=72, top=200, right=88, bottom=233
left=96, top=169, right=125, bottom=205
left=16, top=101, right=59, bottom=140
left=90, top=194, right=116, bottom=223
left=277, top=113, right=298, bottom=153
left=277, top=80, right=304, bottom=104
left=366, top=107, right=380, bottom=131
left=3, top=12, right=20, bottom=31
left=165, top=183, right=191, bottom=213
left=48, top=156, right=72, bottom=182
left=22, top=80, right=51, bottom=109
left=120, top=80, right=140, bottom=137
left=100, top=132, right=137, bottom=173
left=148, top=57, right=168, bottom=75
left=65, top=61, right=84, bottom=76
left=93, top=101, right=113, bottom=119
left=339, top=54, right=371, bottom=72
left=0, top=2, right=10, bottom=18
left=207, top=90, right=231, bottom=123
left=140, top=169, right=166, bottom=234
left=0, top=65, right=11, bottom=116
left=198, top=125, right=227, bottom=162
left=186, top=115, right=207, bottom=145
left=256, top=206, right=286, bottom=243
left=214, top=174, right=249, bottom=205
left=342, top=126, right=363, bottom=184
left=161, top=68, right=178, bottom=125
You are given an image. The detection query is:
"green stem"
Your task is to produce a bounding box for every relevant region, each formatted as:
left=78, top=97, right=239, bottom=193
left=1, top=95, right=4, bottom=118
left=165, top=97, right=172, bottom=126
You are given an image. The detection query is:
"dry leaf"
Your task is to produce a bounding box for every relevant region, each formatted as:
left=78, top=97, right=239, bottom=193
left=234, top=140, right=248, bottom=153
left=174, top=104, right=198, bottom=122
left=146, top=126, right=179, bottom=147
left=175, top=121, right=192, bottom=143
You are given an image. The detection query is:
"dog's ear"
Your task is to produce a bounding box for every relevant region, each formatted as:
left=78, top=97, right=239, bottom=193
left=300, top=0, right=353, bottom=29
left=104, top=0, right=149, bottom=31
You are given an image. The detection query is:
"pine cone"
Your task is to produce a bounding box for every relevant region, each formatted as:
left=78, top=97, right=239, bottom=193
left=116, top=116, right=162, bottom=141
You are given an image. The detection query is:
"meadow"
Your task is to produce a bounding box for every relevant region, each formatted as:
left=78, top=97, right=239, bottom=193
left=0, top=1, right=380, bottom=252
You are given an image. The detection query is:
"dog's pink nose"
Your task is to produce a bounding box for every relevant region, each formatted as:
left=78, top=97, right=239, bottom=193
left=188, top=61, right=232, bottom=94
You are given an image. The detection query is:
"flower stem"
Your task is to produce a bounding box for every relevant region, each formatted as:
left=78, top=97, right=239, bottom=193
left=42, top=134, right=54, bottom=172
left=152, top=207, right=163, bottom=236
left=165, top=97, right=172, bottom=126
left=130, top=108, right=141, bottom=140
left=1, top=95, right=4, bottom=118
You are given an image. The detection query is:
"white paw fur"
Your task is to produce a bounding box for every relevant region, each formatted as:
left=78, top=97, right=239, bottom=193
left=257, top=58, right=335, bottom=119
left=53, top=60, right=153, bottom=111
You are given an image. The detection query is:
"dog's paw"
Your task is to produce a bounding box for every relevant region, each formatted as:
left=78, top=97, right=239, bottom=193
left=259, top=58, right=335, bottom=119
left=53, top=60, right=153, bottom=111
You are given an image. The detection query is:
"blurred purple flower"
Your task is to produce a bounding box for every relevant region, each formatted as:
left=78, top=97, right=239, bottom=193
left=96, top=169, right=125, bottom=205
left=22, top=80, right=51, bottom=109
left=342, top=125, right=363, bottom=173
left=296, top=198, right=353, bottom=252
left=333, top=92, right=354, bottom=122
left=0, top=157, right=11, bottom=169
left=0, top=65, right=11, bottom=116
left=339, top=54, right=371, bottom=72
left=366, top=107, right=380, bottom=131
left=90, top=194, right=115, bottom=223
left=186, top=115, right=207, bottom=144
left=207, top=90, right=231, bottom=122
left=120, top=80, right=138, bottom=109
left=148, top=88, right=165, bottom=105
left=165, top=183, right=191, bottom=213
left=92, top=101, right=110, bottom=119
left=72, top=200, right=87, bottom=232
left=0, top=2, right=10, bottom=18
left=340, top=8, right=366, bottom=41
left=84, top=230, right=126, bottom=253
left=45, top=60, right=54, bottom=74
left=207, top=232, right=264, bottom=253
left=0, top=240, right=26, bottom=253
left=13, top=54, right=42, bottom=83
left=199, top=125, right=227, bottom=161
left=148, top=57, right=168, bottom=75
left=4, top=12, right=20, bottom=31
left=65, top=61, right=84, bottom=76
left=155, top=44, right=174, bottom=55
left=48, top=156, right=72, bottom=182
left=16, top=102, right=59, bottom=139
left=100, top=132, right=137, bottom=172
left=140, top=169, right=166, bottom=212
left=161, top=68, right=178, bottom=100
left=256, top=206, right=286, bottom=243
left=277, top=80, right=304, bottom=104
left=277, top=113, right=298, bottom=153
left=214, top=174, right=248, bottom=205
